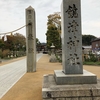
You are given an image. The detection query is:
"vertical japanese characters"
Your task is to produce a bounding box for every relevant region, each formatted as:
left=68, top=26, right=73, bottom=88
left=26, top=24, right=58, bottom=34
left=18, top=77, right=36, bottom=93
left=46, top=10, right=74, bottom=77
left=26, top=6, right=36, bottom=72
left=66, top=4, right=80, bottom=66
left=28, top=10, right=34, bottom=53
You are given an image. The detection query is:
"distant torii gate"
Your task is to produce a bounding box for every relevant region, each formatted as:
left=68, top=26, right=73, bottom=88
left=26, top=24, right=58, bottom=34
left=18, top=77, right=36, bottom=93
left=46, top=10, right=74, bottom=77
left=26, top=6, right=36, bottom=72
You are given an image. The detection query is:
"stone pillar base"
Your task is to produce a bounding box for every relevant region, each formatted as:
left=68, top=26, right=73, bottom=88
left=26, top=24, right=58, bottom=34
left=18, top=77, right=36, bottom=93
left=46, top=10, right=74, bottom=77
left=54, top=70, right=97, bottom=85
left=42, top=74, right=100, bottom=100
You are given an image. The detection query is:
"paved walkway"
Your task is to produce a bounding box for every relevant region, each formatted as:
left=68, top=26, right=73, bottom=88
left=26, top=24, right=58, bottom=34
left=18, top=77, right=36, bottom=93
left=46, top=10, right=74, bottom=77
left=0, top=53, right=43, bottom=99
left=0, top=54, right=100, bottom=100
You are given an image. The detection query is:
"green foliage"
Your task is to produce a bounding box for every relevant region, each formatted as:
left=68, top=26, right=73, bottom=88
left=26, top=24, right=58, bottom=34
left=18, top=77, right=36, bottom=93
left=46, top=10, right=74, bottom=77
left=82, top=35, right=97, bottom=45
left=0, top=33, right=26, bottom=58
left=0, top=39, right=4, bottom=49
left=85, top=52, right=98, bottom=62
left=2, top=49, right=10, bottom=58
left=46, top=25, right=61, bottom=49
left=46, top=13, right=61, bottom=49
left=0, top=49, right=2, bottom=58
left=83, top=52, right=100, bottom=65
left=83, top=61, right=100, bottom=66
left=55, top=54, right=62, bottom=62
left=13, top=33, right=26, bottom=51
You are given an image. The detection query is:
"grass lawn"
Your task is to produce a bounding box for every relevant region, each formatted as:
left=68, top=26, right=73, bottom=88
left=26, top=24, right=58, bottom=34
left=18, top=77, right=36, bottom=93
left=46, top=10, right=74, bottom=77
left=83, top=61, right=100, bottom=66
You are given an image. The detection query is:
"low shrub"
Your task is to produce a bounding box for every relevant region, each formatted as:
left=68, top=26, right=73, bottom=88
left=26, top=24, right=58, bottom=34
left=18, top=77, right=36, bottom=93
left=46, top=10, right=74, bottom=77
left=83, top=61, right=100, bottom=66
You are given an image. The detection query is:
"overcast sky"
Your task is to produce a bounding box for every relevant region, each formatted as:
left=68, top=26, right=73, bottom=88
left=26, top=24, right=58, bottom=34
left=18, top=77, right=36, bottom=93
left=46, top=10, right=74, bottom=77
left=0, top=0, right=100, bottom=42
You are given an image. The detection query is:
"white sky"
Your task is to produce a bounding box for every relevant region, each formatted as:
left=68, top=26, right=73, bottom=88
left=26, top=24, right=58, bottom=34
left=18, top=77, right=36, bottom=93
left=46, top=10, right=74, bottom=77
left=0, top=0, right=100, bottom=42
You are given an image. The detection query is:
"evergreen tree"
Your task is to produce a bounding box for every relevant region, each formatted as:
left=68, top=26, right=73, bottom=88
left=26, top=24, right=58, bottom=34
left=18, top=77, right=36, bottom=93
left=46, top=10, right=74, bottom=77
left=46, top=13, right=61, bottom=49
left=46, top=25, right=61, bottom=49
left=82, top=35, right=97, bottom=45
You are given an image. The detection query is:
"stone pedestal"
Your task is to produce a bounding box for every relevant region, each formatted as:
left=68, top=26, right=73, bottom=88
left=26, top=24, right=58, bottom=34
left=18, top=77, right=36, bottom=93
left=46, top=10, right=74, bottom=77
left=42, top=75, right=100, bottom=100
left=54, top=70, right=97, bottom=85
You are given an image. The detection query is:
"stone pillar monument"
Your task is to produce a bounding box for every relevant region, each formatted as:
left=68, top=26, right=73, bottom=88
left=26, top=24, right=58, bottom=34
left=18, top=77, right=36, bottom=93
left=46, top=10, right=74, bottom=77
left=26, top=6, right=36, bottom=72
left=54, top=0, right=97, bottom=85
left=42, top=1, right=100, bottom=99
left=62, top=0, right=83, bottom=74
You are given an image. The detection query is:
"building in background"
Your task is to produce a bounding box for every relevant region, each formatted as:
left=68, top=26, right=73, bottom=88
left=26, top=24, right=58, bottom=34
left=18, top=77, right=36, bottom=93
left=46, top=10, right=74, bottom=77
left=91, top=38, right=100, bottom=55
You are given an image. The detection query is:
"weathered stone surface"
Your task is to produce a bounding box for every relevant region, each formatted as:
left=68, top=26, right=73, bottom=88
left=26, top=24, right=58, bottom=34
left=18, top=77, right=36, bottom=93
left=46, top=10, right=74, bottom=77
left=49, top=44, right=57, bottom=63
left=65, top=98, right=78, bottom=100
left=54, top=70, right=97, bottom=85
left=93, top=97, right=100, bottom=100
left=55, top=98, right=66, bottom=100
left=49, top=54, right=57, bottom=63
left=65, top=97, right=99, bottom=100
left=42, top=75, right=100, bottom=99
left=61, top=0, right=83, bottom=74
left=26, top=6, right=36, bottom=72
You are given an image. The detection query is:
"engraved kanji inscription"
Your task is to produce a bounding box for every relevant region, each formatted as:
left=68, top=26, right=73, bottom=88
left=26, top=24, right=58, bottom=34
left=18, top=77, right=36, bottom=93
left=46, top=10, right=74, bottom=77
left=67, top=53, right=80, bottom=66
left=28, top=48, right=34, bottom=53
left=67, top=37, right=73, bottom=50
left=67, top=36, right=79, bottom=52
left=28, top=15, right=32, bottom=19
left=28, top=34, right=34, bottom=40
left=68, top=57, right=77, bottom=65
left=66, top=4, right=78, bottom=18
left=28, top=10, right=32, bottom=14
left=68, top=20, right=79, bottom=33
left=67, top=34, right=80, bottom=66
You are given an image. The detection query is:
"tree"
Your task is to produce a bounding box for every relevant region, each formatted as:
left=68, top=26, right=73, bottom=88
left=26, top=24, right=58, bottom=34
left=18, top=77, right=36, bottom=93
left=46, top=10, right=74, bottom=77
left=3, top=35, right=15, bottom=51
left=46, top=12, right=97, bottom=48
left=82, top=35, right=97, bottom=46
left=46, top=25, right=61, bottom=49
left=0, top=39, right=4, bottom=49
left=0, top=33, right=26, bottom=58
left=2, top=33, right=26, bottom=51
left=36, top=38, right=40, bottom=45
left=47, top=12, right=61, bottom=35
left=14, top=33, right=26, bottom=51
left=46, top=13, right=61, bottom=49
left=0, top=39, right=4, bottom=58
left=36, top=38, right=41, bottom=52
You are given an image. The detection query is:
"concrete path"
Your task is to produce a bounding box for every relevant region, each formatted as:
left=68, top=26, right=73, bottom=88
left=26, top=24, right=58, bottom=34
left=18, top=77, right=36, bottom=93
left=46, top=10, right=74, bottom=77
left=0, top=53, right=43, bottom=99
